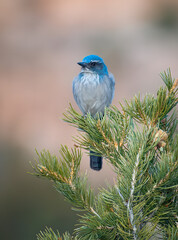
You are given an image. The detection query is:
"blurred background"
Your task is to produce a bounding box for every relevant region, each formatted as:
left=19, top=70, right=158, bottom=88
left=0, top=0, right=178, bottom=239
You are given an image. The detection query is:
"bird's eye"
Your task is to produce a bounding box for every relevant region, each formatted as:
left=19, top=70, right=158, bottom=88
left=90, top=62, right=96, bottom=67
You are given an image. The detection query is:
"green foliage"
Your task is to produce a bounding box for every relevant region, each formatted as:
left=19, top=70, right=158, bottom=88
left=32, top=69, right=178, bottom=239
left=122, top=69, right=177, bottom=127
left=32, top=146, right=95, bottom=212
left=164, top=225, right=178, bottom=240
left=36, top=227, right=75, bottom=240
left=32, top=145, right=81, bottom=183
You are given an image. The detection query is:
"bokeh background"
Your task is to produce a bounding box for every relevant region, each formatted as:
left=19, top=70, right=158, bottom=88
left=1, top=0, right=178, bottom=239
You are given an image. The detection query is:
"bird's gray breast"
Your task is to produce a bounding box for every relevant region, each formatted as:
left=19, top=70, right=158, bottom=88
left=73, top=73, right=113, bottom=116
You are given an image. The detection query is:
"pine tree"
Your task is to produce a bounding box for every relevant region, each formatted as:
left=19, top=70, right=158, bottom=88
left=32, top=69, right=178, bottom=240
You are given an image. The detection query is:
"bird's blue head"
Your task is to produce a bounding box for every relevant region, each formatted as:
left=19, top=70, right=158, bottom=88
left=78, top=55, right=108, bottom=75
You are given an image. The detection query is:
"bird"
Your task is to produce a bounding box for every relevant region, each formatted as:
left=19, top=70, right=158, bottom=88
left=73, top=55, right=115, bottom=171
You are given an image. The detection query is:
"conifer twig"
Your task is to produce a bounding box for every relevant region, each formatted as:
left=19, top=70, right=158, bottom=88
left=127, top=151, right=141, bottom=240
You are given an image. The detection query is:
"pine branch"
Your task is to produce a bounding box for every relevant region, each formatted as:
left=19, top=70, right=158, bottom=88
left=63, top=105, right=131, bottom=170
left=127, top=152, right=141, bottom=240
left=164, top=225, right=178, bottom=240
left=32, top=69, right=178, bottom=240
left=31, top=146, right=81, bottom=186
left=36, top=227, right=76, bottom=240
left=31, top=146, right=98, bottom=213
left=122, top=69, right=178, bottom=127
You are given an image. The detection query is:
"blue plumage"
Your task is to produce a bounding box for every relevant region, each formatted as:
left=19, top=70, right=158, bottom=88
left=73, top=55, right=115, bottom=170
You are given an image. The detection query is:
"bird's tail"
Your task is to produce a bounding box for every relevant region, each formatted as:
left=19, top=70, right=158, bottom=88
left=90, top=150, right=102, bottom=171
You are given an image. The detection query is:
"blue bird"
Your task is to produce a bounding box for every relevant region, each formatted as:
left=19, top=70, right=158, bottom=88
left=73, top=55, right=115, bottom=171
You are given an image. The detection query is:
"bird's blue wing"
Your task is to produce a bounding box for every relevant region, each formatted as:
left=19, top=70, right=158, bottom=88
left=108, top=72, right=115, bottom=104
left=101, top=73, right=115, bottom=107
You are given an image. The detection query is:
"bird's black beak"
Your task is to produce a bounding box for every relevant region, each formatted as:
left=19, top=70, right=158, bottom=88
left=77, top=62, right=88, bottom=68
